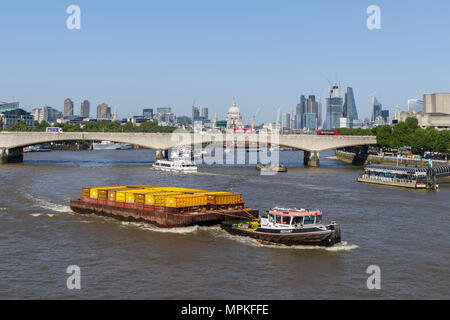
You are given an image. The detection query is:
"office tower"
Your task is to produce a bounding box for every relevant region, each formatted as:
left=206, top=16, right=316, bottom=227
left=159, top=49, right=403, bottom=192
left=157, top=107, right=171, bottom=115
left=143, top=108, right=153, bottom=118
left=192, top=106, right=200, bottom=123
left=372, top=97, right=382, bottom=122
left=295, top=95, right=306, bottom=129
left=97, top=103, right=111, bottom=120
left=64, top=98, right=74, bottom=117
left=80, top=100, right=90, bottom=118
left=380, top=110, right=390, bottom=124
left=281, top=113, right=291, bottom=130
left=407, top=99, right=424, bottom=112
left=31, top=106, right=63, bottom=123
left=394, top=106, right=401, bottom=121
left=200, top=107, right=209, bottom=121
left=342, top=87, right=358, bottom=128
left=326, top=85, right=343, bottom=129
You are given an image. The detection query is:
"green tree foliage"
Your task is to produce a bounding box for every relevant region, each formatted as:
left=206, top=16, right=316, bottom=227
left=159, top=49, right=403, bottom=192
left=5, top=120, right=30, bottom=132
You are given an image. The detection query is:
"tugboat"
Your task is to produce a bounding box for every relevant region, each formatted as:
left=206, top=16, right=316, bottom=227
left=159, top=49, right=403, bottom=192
left=221, top=207, right=341, bottom=247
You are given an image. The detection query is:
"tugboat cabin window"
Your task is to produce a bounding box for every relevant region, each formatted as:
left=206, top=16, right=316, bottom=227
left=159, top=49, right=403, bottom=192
left=268, top=214, right=275, bottom=223
left=303, top=215, right=315, bottom=225
left=316, top=215, right=322, bottom=224
left=275, top=215, right=282, bottom=224
left=292, top=216, right=303, bottom=226
left=282, top=216, right=292, bottom=225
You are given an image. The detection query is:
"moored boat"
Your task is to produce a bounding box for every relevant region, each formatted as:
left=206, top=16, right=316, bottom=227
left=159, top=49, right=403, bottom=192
left=221, top=207, right=341, bottom=247
left=256, top=164, right=287, bottom=173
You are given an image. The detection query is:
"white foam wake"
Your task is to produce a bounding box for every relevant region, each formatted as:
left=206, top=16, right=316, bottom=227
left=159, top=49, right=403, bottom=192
left=23, top=193, right=73, bottom=214
left=120, top=221, right=201, bottom=234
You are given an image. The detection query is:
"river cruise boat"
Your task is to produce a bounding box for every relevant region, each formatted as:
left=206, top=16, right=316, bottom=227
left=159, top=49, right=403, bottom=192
left=221, top=207, right=341, bottom=246
left=358, top=165, right=433, bottom=189
left=152, top=158, right=198, bottom=173
left=92, top=141, right=133, bottom=151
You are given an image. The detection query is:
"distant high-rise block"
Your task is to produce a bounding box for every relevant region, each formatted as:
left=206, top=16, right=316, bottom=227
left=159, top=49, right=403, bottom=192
left=80, top=100, right=90, bottom=118
left=326, top=85, right=343, bottom=129
left=157, top=107, right=171, bottom=115
left=200, top=107, right=209, bottom=120
left=281, top=113, right=291, bottom=129
left=295, top=95, right=306, bottom=129
left=407, top=99, right=423, bottom=112
left=143, top=108, right=153, bottom=118
left=64, top=98, right=74, bottom=117
left=372, top=97, right=382, bottom=122
left=97, top=103, right=111, bottom=120
left=343, top=87, right=358, bottom=128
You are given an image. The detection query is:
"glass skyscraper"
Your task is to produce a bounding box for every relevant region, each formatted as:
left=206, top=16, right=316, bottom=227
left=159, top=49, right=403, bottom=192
left=372, top=97, right=382, bottom=122
left=326, top=85, right=343, bottom=129
left=343, top=87, right=358, bottom=128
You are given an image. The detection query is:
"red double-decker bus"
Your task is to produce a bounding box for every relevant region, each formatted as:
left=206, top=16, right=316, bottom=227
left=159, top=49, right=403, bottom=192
left=317, top=129, right=338, bottom=136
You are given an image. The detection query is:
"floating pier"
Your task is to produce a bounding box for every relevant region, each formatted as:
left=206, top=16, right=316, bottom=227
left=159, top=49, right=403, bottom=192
left=70, top=185, right=258, bottom=228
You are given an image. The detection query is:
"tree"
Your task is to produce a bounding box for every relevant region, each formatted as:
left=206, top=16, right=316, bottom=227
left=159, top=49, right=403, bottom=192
left=405, top=117, right=419, bottom=132
left=391, top=122, right=412, bottom=149
left=375, top=125, right=393, bottom=149
left=5, top=120, right=30, bottom=132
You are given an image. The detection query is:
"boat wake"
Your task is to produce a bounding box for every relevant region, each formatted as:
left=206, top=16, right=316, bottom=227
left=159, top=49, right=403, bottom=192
left=23, top=193, right=73, bottom=214
left=30, top=213, right=57, bottom=218
left=120, top=221, right=200, bottom=234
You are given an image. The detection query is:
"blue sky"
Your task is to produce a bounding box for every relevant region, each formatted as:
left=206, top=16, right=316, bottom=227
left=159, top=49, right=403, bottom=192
left=1, top=0, right=449, bottom=123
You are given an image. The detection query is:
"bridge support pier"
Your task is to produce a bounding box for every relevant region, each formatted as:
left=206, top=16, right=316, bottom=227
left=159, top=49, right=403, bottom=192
left=0, top=147, right=24, bottom=164
left=155, top=149, right=169, bottom=161
left=304, top=151, right=320, bottom=167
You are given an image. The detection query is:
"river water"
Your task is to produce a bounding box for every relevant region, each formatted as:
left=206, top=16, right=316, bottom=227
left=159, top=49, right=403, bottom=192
left=0, top=149, right=448, bottom=299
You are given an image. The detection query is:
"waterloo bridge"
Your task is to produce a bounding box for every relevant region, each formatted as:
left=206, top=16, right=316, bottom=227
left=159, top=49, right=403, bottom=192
left=0, top=132, right=377, bottom=167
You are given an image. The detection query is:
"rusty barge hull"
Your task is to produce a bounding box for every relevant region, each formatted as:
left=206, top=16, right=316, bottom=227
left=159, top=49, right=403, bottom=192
left=70, top=198, right=258, bottom=228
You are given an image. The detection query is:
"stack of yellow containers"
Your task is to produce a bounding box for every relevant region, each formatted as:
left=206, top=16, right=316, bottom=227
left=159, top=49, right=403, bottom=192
left=165, top=194, right=208, bottom=208
left=87, top=186, right=127, bottom=199
left=82, top=186, right=244, bottom=207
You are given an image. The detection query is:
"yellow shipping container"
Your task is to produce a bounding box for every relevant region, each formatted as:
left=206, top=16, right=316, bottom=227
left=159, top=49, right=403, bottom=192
left=134, top=191, right=169, bottom=204
left=165, top=194, right=208, bottom=208
left=89, top=186, right=127, bottom=199
left=82, top=188, right=90, bottom=197
left=115, top=189, right=155, bottom=203
left=206, top=193, right=243, bottom=205
left=144, top=192, right=184, bottom=206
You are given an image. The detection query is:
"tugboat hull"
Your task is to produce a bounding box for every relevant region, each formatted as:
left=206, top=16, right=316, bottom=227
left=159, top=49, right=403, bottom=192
left=221, top=220, right=341, bottom=247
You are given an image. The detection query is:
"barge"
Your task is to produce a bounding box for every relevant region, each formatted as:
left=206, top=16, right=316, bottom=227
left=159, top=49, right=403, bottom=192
left=221, top=207, right=341, bottom=247
left=70, top=185, right=258, bottom=228
left=358, top=165, right=438, bottom=189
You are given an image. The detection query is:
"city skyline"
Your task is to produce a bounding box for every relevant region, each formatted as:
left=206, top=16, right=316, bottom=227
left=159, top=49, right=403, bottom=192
left=2, top=1, right=450, bottom=122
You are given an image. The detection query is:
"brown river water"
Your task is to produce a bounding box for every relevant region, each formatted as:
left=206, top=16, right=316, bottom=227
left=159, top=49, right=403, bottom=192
left=0, top=149, right=448, bottom=299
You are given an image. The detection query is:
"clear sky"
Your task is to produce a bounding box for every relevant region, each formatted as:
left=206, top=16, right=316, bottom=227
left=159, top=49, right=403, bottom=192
left=1, top=0, right=449, bottom=123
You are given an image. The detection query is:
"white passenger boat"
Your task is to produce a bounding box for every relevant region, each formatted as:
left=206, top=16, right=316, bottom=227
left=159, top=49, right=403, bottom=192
left=92, top=141, right=133, bottom=151
left=152, top=159, right=198, bottom=173
left=152, top=147, right=198, bottom=172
